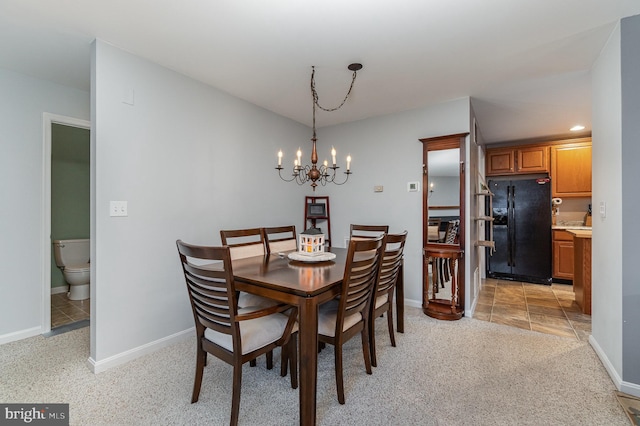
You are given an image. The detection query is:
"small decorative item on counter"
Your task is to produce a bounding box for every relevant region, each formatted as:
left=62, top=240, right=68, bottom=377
left=299, top=228, right=325, bottom=256
left=584, top=204, right=592, bottom=226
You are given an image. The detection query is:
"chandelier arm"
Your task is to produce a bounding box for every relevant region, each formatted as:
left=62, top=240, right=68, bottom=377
left=328, top=171, right=352, bottom=186
left=276, top=167, right=301, bottom=183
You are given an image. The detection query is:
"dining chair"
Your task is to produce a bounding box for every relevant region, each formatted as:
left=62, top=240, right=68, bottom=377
left=433, top=220, right=460, bottom=287
left=220, top=228, right=276, bottom=309
left=263, top=225, right=297, bottom=254
left=349, top=224, right=389, bottom=240
left=220, top=227, right=268, bottom=261
left=317, top=234, right=386, bottom=404
left=369, top=231, right=407, bottom=367
left=220, top=227, right=279, bottom=368
left=176, top=240, right=298, bottom=426
left=427, top=218, right=442, bottom=242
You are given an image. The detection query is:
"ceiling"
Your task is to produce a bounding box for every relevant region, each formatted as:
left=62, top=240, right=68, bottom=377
left=2, top=1, right=639, bottom=144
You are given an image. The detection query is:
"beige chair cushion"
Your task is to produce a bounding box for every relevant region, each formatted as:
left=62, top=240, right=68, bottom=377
left=238, top=292, right=277, bottom=308
left=228, top=243, right=265, bottom=260
left=269, top=239, right=297, bottom=253
left=375, top=293, right=389, bottom=309
left=204, top=309, right=296, bottom=354
left=428, top=225, right=439, bottom=240
left=318, top=300, right=363, bottom=338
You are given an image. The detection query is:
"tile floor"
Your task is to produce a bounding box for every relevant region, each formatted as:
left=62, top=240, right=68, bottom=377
left=51, top=292, right=90, bottom=328
left=473, top=278, right=592, bottom=341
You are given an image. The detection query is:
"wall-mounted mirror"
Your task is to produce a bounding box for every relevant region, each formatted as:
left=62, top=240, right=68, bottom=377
left=419, top=133, right=467, bottom=316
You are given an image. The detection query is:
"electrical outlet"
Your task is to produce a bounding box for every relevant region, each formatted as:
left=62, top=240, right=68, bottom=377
left=110, top=201, right=128, bottom=217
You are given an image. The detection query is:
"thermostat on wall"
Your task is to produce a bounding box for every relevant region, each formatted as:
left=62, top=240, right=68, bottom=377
left=407, top=182, right=420, bottom=192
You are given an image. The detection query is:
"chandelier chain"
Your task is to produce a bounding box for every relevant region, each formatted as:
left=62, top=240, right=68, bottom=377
left=311, top=66, right=358, bottom=113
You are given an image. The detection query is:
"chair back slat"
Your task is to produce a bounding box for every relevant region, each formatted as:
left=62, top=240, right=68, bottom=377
left=349, top=224, right=389, bottom=240
left=177, top=240, right=238, bottom=339
left=375, top=231, right=408, bottom=298
left=263, top=226, right=297, bottom=253
left=220, top=228, right=266, bottom=260
left=340, top=236, right=385, bottom=321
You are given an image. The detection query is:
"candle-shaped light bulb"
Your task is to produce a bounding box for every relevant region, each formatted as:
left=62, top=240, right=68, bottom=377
left=294, top=159, right=298, bottom=168
left=346, top=155, right=351, bottom=171
left=323, top=159, right=328, bottom=169
left=277, top=150, right=283, bottom=166
left=331, top=147, right=337, bottom=165
left=297, top=148, right=302, bottom=166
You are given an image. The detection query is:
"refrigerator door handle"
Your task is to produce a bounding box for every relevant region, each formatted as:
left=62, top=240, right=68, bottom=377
left=511, top=185, right=516, bottom=267
left=507, top=185, right=513, bottom=267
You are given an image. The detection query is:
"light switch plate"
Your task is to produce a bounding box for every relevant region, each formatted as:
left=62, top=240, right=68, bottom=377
left=599, top=201, right=606, bottom=218
left=374, top=185, right=383, bottom=192
left=110, top=201, right=128, bottom=217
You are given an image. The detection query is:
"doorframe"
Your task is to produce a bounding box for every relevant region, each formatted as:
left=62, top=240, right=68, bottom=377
left=42, top=113, right=91, bottom=334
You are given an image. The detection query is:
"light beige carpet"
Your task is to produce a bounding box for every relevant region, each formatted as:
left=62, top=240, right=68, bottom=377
left=0, top=307, right=631, bottom=425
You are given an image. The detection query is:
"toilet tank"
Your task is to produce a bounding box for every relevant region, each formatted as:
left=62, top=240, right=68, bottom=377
left=53, top=239, right=90, bottom=268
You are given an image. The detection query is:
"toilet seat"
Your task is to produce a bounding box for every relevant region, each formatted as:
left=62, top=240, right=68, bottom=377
left=65, top=263, right=90, bottom=273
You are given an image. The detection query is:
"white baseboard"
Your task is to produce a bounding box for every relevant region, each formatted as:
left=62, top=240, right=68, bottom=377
left=87, top=327, right=195, bottom=374
left=0, top=326, right=42, bottom=345
left=51, top=285, right=68, bottom=295
left=589, top=335, right=621, bottom=385
left=404, top=298, right=421, bottom=309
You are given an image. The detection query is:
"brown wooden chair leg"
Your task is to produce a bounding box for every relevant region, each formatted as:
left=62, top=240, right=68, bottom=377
left=369, top=313, right=378, bottom=368
left=361, top=327, right=373, bottom=375
left=387, top=305, right=396, bottom=347
left=280, top=346, right=289, bottom=377
left=335, top=343, right=345, bottom=405
left=289, top=334, right=298, bottom=389
left=191, top=344, right=206, bottom=403
left=231, top=361, right=242, bottom=426
left=266, top=350, right=273, bottom=370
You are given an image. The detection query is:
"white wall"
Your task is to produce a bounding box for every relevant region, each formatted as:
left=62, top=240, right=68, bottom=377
left=591, top=20, right=623, bottom=384
left=2, top=41, right=476, bottom=369
left=90, top=40, right=309, bottom=367
left=619, top=15, right=640, bottom=389
left=316, top=99, right=471, bottom=305
left=0, top=69, right=89, bottom=342
left=591, top=16, right=640, bottom=397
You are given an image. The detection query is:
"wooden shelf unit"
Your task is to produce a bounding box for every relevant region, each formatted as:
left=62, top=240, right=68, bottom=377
left=475, top=190, right=495, bottom=252
left=304, top=196, right=332, bottom=247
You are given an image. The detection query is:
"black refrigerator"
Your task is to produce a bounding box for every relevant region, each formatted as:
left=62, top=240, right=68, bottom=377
left=487, top=177, right=552, bottom=284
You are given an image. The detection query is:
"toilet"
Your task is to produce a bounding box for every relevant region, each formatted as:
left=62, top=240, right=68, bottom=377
left=53, top=239, right=90, bottom=300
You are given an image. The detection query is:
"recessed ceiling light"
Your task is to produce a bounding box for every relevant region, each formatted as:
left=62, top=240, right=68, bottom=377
left=570, top=125, right=585, bottom=131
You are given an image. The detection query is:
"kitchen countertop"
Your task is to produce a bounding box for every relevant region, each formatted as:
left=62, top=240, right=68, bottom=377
left=552, top=225, right=592, bottom=230
left=552, top=220, right=592, bottom=230
left=566, top=229, right=592, bottom=238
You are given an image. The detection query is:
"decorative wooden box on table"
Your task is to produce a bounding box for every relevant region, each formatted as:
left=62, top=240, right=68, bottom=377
left=567, top=229, right=592, bottom=315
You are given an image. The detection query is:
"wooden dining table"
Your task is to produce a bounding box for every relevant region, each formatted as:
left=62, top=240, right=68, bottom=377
left=231, top=247, right=404, bottom=425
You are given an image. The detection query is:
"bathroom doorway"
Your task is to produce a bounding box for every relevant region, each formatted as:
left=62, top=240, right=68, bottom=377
left=42, top=113, right=91, bottom=334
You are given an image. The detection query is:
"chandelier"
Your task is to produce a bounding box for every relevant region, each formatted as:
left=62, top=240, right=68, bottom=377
left=276, top=63, right=362, bottom=191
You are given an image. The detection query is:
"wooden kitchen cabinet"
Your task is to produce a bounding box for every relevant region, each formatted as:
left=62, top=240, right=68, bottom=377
left=486, top=145, right=549, bottom=176
left=553, top=230, right=574, bottom=280
left=551, top=141, right=592, bottom=197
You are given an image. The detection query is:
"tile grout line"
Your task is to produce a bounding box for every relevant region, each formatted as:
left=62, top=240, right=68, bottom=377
left=552, top=286, right=581, bottom=341
left=521, top=281, right=533, bottom=331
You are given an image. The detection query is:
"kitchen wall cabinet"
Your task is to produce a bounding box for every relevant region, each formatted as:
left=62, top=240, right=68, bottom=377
left=486, top=145, right=549, bottom=176
left=553, top=230, right=574, bottom=280
left=550, top=141, right=592, bottom=197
